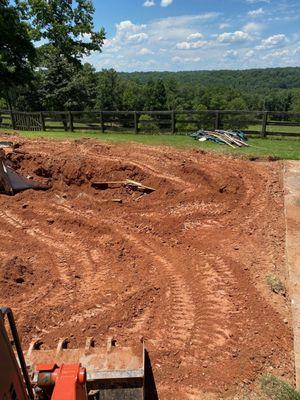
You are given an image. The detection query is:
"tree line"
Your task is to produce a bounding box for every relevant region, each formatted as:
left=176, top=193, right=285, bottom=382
left=1, top=0, right=300, bottom=114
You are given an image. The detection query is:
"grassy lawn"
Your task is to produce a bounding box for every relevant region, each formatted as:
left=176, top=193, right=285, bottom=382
left=248, top=124, right=300, bottom=134
left=2, top=129, right=300, bottom=160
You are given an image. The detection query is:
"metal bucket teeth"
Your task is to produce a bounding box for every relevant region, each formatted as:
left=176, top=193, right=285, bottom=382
left=26, top=337, right=145, bottom=400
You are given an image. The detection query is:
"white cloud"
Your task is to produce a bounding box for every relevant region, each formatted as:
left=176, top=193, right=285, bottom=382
left=127, top=32, right=148, bottom=43
left=113, top=20, right=148, bottom=44
left=161, top=0, right=173, bottom=6
left=117, top=20, right=144, bottom=32
left=224, top=50, right=238, bottom=58
left=176, top=40, right=208, bottom=50
left=138, top=47, right=154, bottom=55
left=245, top=50, right=255, bottom=58
left=243, top=22, right=263, bottom=33
left=219, top=23, right=230, bottom=30
left=143, top=0, right=155, bottom=6
left=176, top=32, right=205, bottom=49
left=217, top=31, right=251, bottom=43
left=171, top=56, right=181, bottom=63
left=270, top=49, right=290, bottom=58
left=246, top=0, right=270, bottom=3
left=256, top=34, right=287, bottom=49
left=248, top=8, right=265, bottom=17
left=187, top=32, right=204, bottom=41
left=172, top=56, right=201, bottom=64
left=148, top=13, right=219, bottom=42
left=147, top=12, right=219, bottom=44
left=152, top=13, right=220, bottom=28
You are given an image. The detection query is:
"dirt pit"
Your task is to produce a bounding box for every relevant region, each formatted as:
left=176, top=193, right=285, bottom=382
left=0, top=136, right=294, bottom=399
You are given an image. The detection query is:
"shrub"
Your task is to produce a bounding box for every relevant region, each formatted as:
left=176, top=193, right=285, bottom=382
left=139, top=114, right=160, bottom=133
left=266, top=275, right=286, bottom=295
left=260, top=375, right=300, bottom=400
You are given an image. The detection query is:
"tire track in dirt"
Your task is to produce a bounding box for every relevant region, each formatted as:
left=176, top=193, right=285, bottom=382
left=0, top=210, right=69, bottom=328
left=47, top=202, right=163, bottom=337
left=52, top=197, right=237, bottom=357
left=188, top=254, right=236, bottom=353
left=51, top=195, right=239, bottom=356
left=12, top=205, right=107, bottom=294
left=6, top=203, right=102, bottom=283
left=0, top=209, right=74, bottom=287
left=22, top=202, right=157, bottom=333
left=188, top=151, right=277, bottom=231
left=0, top=209, right=83, bottom=329
left=47, top=199, right=196, bottom=349
left=0, top=207, right=113, bottom=336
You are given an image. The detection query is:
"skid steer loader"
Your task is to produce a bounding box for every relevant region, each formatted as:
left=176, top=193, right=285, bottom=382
left=0, top=308, right=145, bottom=399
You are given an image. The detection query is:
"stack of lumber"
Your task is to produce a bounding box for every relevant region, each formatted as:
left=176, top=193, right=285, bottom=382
left=191, top=129, right=249, bottom=148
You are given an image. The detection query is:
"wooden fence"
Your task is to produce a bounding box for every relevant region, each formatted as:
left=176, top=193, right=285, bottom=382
left=1, top=109, right=300, bottom=137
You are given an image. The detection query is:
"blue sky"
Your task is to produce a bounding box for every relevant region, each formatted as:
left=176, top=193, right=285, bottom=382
left=84, top=0, right=300, bottom=72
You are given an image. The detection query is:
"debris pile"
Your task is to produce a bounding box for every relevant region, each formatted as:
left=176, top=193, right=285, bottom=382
left=191, top=129, right=249, bottom=148
left=92, top=179, right=155, bottom=194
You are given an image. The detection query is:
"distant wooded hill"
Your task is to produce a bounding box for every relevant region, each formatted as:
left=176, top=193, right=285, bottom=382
left=120, top=67, right=300, bottom=92
left=4, top=66, right=300, bottom=113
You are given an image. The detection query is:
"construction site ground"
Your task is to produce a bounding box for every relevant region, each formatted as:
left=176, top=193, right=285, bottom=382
left=0, top=135, right=294, bottom=399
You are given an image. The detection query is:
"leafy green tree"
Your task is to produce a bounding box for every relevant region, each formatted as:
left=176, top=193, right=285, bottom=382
left=0, top=0, right=35, bottom=109
left=291, top=89, right=300, bottom=112
left=11, top=78, right=43, bottom=111
left=0, top=97, right=7, bottom=108
left=121, top=80, right=145, bottom=111
left=145, top=79, right=167, bottom=111
left=245, top=93, right=264, bottom=111
left=263, top=91, right=293, bottom=112
left=16, top=0, right=105, bottom=64
left=227, top=97, right=247, bottom=110
left=64, top=63, right=97, bottom=111
left=96, top=69, right=122, bottom=110
left=165, top=77, right=181, bottom=110
left=16, top=0, right=105, bottom=110
left=209, top=93, right=228, bottom=110
left=37, top=56, right=74, bottom=128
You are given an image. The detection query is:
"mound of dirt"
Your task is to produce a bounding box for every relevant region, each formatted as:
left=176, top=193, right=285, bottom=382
left=7, top=152, right=150, bottom=191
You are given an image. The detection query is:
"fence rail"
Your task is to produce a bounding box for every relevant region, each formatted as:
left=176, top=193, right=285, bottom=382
left=1, top=109, right=300, bottom=137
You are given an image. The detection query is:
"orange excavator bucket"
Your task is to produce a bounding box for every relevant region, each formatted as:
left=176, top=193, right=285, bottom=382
left=0, top=308, right=145, bottom=400
left=26, top=338, right=145, bottom=399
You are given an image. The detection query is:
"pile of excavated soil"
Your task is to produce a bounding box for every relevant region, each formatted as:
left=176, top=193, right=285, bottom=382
left=0, top=136, right=294, bottom=399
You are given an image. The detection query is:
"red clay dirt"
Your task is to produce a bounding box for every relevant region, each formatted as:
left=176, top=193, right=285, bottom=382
left=0, top=135, right=294, bottom=399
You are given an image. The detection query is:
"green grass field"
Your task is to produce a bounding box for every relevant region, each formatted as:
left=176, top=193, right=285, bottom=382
left=249, top=124, right=300, bottom=134
left=2, top=129, right=300, bottom=160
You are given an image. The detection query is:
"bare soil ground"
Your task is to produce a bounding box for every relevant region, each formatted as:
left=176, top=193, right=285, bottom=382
left=0, top=136, right=294, bottom=399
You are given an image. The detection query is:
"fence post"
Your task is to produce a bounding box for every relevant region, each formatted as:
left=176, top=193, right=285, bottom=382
left=10, top=111, right=16, bottom=130
left=134, top=111, right=138, bottom=134
left=40, top=112, right=46, bottom=131
left=171, top=110, right=176, bottom=134
left=261, top=111, right=268, bottom=137
left=100, top=111, right=105, bottom=133
left=214, top=111, right=220, bottom=130
left=61, top=112, right=68, bottom=132
left=68, top=111, right=74, bottom=132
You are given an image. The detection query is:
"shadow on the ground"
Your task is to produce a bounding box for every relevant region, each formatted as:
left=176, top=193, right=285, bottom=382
left=145, top=350, right=159, bottom=400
